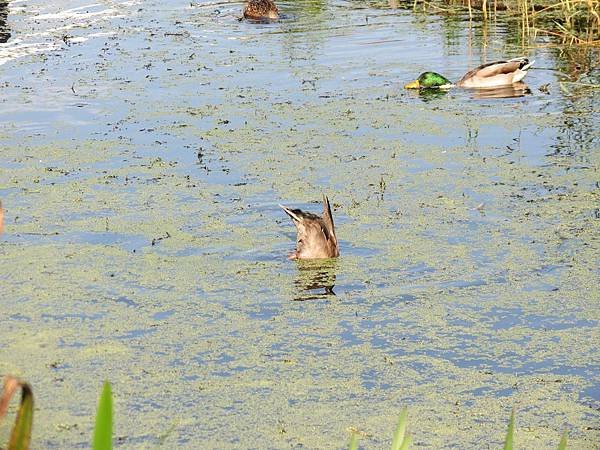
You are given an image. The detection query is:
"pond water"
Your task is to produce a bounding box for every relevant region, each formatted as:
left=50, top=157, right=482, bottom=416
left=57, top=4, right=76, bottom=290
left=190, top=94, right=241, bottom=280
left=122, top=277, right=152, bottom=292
left=0, top=0, right=599, bottom=448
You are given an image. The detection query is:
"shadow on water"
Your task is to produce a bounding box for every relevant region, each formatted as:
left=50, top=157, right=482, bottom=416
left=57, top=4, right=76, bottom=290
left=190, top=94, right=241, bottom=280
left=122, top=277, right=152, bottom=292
left=292, top=258, right=337, bottom=301
left=0, top=1, right=9, bottom=43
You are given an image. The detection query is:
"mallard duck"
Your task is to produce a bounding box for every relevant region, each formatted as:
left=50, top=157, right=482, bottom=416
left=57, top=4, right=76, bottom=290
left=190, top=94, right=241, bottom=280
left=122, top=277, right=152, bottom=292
left=280, top=195, right=339, bottom=260
left=243, top=0, right=279, bottom=21
left=405, top=57, right=534, bottom=89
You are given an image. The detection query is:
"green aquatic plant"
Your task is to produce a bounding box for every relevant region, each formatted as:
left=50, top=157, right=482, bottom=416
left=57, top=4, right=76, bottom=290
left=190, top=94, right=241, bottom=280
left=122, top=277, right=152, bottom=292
left=0, top=376, right=34, bottom=450
left=503, top=408, right=569, bottom=450
left=348, top=408, right=412, bottom=450
left=348, top=406, right=571, bottom=449
left=391, top=407, right=412, bottom=450
left=1, top=378, right=113, bottom=450
left=503, top=408, right=515, bottom=450
left=348, top=431, right=359, bottom=450
left=0, top=381, right=576, bottom=450
left=92, top=381, right=113, bottom=450
left=557, top=431, right=568, bottom=450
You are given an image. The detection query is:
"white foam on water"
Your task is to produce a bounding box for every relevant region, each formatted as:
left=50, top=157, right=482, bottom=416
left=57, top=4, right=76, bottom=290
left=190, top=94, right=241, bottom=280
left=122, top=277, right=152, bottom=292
left=0, top=0, right=138, bottom=66
left=0, top=39, right=60, bottom=66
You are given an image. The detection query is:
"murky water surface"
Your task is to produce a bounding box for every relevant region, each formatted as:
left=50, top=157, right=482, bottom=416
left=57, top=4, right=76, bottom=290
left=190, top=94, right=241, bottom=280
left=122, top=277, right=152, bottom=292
left=1, top=0, right=599, bottom=447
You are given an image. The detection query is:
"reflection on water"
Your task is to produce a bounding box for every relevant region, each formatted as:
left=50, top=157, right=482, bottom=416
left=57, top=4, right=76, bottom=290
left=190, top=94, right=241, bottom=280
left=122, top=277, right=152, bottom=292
left=552, top=46, right=600, bottom=81
left=281, top=0, right=326, bottom=18
left=293, top=258, right=337, bottom=301
left=408, top=82, right=532, bottom=102
left=0, top=1, right=9, bottom=43
left=469, top=82, right=532, bottom=99
left=278, top=0, right=328, bottom=73
left=409, top=82, right=532, bottom=101
left=412, top=87, right=450, bottom=101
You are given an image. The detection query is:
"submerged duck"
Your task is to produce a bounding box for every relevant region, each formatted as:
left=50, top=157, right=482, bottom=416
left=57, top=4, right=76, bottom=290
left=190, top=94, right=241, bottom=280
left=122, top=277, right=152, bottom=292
left=243, top=0, right=279, bottom=20
left=280, top=195, right=339, bottom=260
left=405, top=57, right=534, bottom=89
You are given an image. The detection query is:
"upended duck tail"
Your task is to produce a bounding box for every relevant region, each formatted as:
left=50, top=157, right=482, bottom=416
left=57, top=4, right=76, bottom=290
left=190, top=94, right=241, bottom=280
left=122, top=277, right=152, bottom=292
left=508, top=56, right=535, bottom=71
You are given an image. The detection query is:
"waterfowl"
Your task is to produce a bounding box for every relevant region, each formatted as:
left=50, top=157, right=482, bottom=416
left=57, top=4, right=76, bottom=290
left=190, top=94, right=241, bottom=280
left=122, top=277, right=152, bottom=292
left=0, top=200, right=3, bottom=234
left=280, top=195, right=339, bottom=260
left=405, top=57, right=534, bottom=89
left=243, top=0, right=279, bottom=21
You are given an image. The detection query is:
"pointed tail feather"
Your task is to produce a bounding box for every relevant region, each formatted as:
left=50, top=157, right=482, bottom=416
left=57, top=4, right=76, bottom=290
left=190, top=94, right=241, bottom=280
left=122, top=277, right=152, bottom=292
left=521, top=59, right=534, bottom=71
left=507, top=56, right=534, bottom=71
left=321, top=194, right=336, bottom=240
left=279, top=204, right=302, bottom=222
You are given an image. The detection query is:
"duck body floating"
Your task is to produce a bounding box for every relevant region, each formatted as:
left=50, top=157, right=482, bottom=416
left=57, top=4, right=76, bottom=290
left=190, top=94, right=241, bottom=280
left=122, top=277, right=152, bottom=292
left=405, top=57, right=534, bottom=89
left=280, top=195, right=340, bottom=260
left=243, top=0, right=279, bottom=21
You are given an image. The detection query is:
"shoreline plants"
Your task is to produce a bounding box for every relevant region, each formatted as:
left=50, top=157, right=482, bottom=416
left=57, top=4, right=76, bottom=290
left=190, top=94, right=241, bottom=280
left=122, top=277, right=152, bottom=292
left=411, top=0, right=600, bottom=45
left=0, top=376, right=575, bottom=449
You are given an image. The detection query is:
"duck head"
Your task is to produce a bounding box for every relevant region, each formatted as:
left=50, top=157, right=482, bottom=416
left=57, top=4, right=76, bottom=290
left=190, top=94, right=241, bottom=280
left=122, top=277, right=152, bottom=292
left=280, top=195, right=339, bottom=260
left=405, top=72, right=453, bottom=89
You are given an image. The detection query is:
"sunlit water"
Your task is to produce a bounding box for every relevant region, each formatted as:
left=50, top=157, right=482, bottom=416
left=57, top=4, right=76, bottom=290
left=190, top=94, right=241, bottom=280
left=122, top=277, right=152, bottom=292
left=0, top=0, right=599, bottom=448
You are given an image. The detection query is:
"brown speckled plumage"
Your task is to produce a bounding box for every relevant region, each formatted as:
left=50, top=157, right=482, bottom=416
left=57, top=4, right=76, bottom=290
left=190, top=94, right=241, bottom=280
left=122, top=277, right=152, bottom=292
left=243, top=0, right=279, bottom=20
left=280, top=195, right=339, bottom=260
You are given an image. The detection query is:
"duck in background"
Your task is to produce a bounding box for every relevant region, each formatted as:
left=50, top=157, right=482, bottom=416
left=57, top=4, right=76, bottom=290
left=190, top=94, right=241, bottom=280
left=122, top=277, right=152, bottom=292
left=405, top=57, right=534, bottom=89
left=243, top=0, right=279, bottom=21
left=280, top=195, right=339, bottom=260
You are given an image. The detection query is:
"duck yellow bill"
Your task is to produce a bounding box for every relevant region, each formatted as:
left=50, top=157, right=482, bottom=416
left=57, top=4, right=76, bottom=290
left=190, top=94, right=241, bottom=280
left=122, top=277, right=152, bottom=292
left=404, top=80, right=420, bottom=89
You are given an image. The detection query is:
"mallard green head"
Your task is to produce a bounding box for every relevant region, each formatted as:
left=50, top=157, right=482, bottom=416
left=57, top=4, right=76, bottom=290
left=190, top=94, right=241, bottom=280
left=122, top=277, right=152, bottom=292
left=405, top=72, right=453, bottom=89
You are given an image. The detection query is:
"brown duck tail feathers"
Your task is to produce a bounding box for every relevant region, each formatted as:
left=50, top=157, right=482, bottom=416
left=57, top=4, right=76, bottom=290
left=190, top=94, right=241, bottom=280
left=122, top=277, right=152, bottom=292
left=321, top=194, right=336, bottom=240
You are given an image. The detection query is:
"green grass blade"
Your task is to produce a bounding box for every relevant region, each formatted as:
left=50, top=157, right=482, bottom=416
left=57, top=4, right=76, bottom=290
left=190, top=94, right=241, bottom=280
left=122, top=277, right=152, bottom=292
left=398, top=432, right=412, bottom=450
left=557, top=431, right=567, bottom=450
left=348, top=431, right=359, bottom=450
left=503, top=408, right=515, bottom=450
left=8, top=383, right=34, bottom=450
left=93, top=381, right=113, bottom=450
left=391, top=407, right=408, bottom=450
